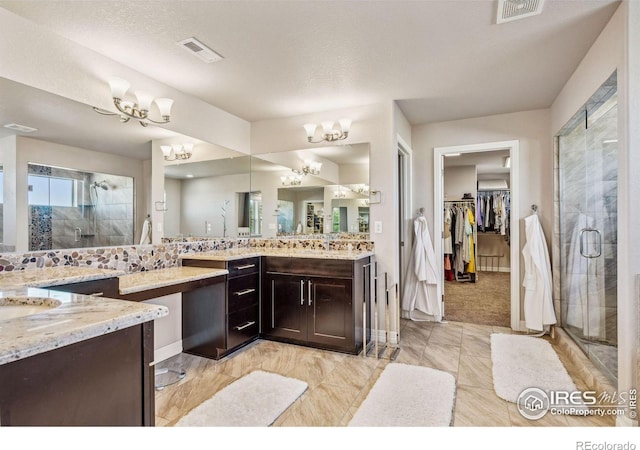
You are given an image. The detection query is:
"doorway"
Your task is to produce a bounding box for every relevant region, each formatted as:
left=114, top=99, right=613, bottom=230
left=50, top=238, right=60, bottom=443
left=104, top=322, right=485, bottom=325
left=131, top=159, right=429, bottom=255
left=434, top=140, right=520, bottom=330
left=397, top=138, right=411, bottom=305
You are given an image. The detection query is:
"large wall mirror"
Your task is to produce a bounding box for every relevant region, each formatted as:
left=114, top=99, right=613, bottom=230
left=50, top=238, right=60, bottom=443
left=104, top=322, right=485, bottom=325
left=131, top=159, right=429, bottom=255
left=0, top=76, right=193, bottom=252
left=250, top=144, right=370, bottom=238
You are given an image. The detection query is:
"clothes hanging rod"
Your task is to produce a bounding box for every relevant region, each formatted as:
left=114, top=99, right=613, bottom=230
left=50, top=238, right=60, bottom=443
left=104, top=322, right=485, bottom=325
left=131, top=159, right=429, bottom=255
left=477, top=189, right=510, bottom=192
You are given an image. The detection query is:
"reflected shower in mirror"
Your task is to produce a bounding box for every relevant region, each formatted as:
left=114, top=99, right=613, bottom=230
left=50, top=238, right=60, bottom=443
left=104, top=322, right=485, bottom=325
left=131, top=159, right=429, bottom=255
left=27, top=163, right=133, bottom=251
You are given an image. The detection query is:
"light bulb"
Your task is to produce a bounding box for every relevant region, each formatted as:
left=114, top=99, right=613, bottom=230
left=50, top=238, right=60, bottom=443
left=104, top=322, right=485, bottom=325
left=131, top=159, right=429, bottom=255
left=160, top=145, right=172, bottom=157
left=303, top=123, right=317, bottom=139
left=135, top=91, right=154, bottom=111
left=108, top=77, right=130, bottom=99
left=338, top=118, right=352, bottom=134
left=321, top=121, right=334, bottom=134
left=182, top=143, right=194, bottom=153
left=155, top=98, right=174, bottom=118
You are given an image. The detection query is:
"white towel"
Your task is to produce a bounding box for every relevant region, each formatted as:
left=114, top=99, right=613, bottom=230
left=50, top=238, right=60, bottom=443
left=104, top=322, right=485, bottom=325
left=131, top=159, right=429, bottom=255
left=140, top=218, right=151, bottom=245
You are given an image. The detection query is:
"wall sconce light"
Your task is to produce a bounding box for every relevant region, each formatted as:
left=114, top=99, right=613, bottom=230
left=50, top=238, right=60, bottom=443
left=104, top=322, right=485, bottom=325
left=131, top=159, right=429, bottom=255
left=354, top=184, right=369, bottom=194
left=281, top=174, right=302, bottom=186
left=161, top=143, right=193, bottom=161
left=93, top=77, right=174, bottom=127
left=303, top=118, right=351, bottom=143
left=293, top=159, right=322, bottom=176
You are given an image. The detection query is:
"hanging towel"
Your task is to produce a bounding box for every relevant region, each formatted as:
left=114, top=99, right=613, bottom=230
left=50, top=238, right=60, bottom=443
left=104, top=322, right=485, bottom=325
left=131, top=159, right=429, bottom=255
left=140, top=217, right=152, bottom=245
left=401, top=215, right=441, bottom=322
left=522, top=213, right=556, bottom=331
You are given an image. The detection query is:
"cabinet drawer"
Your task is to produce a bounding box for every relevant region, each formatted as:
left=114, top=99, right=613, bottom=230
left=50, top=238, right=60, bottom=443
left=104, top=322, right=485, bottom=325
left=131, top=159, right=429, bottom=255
left=227, top=257, right=260, bottom=278
left=45, top=277, right=120, bottom=298
left=227, top=305, right=259, bottom=350
left=228, top=273, right=259, bottom=313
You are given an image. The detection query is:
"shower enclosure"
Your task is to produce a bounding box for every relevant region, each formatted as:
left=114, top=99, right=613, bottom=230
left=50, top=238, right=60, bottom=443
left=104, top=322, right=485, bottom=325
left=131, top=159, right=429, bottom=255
left=556, top=72, right=618, bottom=383
left=28, top=164, right=134, bottom=251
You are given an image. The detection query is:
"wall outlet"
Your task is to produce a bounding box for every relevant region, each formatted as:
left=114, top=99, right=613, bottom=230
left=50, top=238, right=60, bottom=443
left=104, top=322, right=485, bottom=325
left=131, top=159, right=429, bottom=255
left=374, top=221, right=382, bottom=233
left=156, top=222, right=163, bottom=233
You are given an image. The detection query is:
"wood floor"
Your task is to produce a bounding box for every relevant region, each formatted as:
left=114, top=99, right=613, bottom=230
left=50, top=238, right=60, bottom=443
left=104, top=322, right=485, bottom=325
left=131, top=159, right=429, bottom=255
left=155, top=318, right=614, bottom=427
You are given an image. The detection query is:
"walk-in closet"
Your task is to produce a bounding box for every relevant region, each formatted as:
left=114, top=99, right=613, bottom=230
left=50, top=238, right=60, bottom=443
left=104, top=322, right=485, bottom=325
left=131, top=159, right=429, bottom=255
left=442, top=150, right=512, bottom=326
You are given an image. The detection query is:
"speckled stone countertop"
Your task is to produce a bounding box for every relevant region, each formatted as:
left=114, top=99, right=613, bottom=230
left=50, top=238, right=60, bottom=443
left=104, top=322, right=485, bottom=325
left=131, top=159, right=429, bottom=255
left=0, top=286, right=167, bottom=366
left=180, top=248, right=374, bottom=261
left=0, top=266, right=126, bottom=290
left=118, top=266, right=228, bottom=295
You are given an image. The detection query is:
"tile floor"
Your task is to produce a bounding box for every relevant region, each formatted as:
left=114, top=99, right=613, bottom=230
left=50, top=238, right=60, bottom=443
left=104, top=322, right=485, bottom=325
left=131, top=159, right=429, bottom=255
left=155, top=319, right=615, bottom=427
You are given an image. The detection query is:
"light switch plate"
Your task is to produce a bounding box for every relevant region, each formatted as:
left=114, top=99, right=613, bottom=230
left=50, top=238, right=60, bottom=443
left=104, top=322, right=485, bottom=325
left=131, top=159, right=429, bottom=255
left=374, top=221, right=382, bottom=233
left=268, top=223, right=276, bottom=230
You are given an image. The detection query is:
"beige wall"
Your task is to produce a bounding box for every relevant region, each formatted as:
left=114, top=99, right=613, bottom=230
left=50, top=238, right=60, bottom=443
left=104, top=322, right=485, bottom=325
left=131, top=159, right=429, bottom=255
left=163, top=177, right=182, bottom=237
left=411, top=108, right=552, bottom=324
left=443, top=165, right=476, bottom=201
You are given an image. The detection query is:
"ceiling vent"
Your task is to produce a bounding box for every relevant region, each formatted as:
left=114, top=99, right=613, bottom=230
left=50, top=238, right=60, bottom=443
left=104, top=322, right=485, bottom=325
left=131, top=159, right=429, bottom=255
left=177, top=37, right=224, bottom=63
left=3, top=123, right=38, bottom=133
left=496, top=0, right=545, bottom=24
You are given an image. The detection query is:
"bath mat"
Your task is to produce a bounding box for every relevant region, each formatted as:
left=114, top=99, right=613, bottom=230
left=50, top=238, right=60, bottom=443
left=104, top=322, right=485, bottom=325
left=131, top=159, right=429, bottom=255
left=175, top=370, right=307, bottom=426
left=490, top=333, right=587, bottom=413
left=348, top=363, right=456, bottom=426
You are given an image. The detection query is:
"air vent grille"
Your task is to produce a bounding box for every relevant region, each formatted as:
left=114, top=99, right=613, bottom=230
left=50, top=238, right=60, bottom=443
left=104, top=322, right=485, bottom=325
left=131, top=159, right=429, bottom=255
left=497, top=0, right=545, bottom=24
left=177, top=37, right=224, bottom=63
left=3, top=123, right=38, bottom=133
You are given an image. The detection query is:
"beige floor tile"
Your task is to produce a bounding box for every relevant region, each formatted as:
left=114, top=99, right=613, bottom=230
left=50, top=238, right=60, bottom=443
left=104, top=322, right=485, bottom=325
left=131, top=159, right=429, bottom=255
left=460, top=332, right=491, bottom=357
left=421, top=342, right=461, bottom=374
left=395, top=341, right=426, bottom=365
left=322, top=355, right=379, bottom=390
left=457, top=355, right=493, bottom=390
left=462, top=322, right=494, bottom=336
left=276, top=383, right=359, bottom=426
left=492, top=326, right=513, bottom=334
left=428, top=323, right=463, bottom=346
left=453, top=385, right=511, bottom=426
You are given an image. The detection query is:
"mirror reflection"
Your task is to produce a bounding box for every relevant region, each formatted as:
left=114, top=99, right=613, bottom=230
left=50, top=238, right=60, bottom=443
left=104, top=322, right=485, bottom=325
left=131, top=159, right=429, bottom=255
left=251, top=143, right=370, bottom=238
left=27, top=164, right=134, bottom=251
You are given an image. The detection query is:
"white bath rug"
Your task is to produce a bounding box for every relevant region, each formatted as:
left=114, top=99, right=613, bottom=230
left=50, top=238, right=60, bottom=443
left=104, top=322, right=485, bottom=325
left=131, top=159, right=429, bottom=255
left=348, top=363, right=456, bottom=427
left=175, top=370, right=307, bottom=427
left=490, top=333, right=587, bottom=413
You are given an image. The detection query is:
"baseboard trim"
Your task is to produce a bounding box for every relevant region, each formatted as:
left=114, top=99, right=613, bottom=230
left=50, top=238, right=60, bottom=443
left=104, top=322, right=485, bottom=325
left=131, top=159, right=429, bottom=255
left=154, top=340, right=183, bottom=364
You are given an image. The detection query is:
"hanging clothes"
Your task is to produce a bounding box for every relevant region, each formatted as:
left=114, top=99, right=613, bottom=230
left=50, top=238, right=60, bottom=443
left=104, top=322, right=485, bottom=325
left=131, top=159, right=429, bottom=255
left=466, top=207, right=476, bottom=274
left=522, top=213, right=556, bottom=331
left=401, top=215, right=441, bottom=322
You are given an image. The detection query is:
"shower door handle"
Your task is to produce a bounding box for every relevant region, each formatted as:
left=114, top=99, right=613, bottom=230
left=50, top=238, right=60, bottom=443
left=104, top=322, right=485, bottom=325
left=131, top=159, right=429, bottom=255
left=579, top=228, right=602, bottom=258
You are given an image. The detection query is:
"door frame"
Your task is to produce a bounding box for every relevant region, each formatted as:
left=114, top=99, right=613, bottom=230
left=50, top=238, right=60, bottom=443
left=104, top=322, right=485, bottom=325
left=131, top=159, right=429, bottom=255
left=433, top=140, right=521, bottom=331
left=396, top=135, right=412, bottom=313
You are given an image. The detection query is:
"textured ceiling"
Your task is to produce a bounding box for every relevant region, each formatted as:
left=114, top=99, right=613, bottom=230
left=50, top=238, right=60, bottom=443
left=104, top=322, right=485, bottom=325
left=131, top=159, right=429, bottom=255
left=0, top=0, right=620, bottom=125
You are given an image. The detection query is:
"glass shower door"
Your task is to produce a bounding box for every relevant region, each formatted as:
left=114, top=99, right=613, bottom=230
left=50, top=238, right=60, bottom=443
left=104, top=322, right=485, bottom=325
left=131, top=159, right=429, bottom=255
left=559, top=77, right=618, bottom=383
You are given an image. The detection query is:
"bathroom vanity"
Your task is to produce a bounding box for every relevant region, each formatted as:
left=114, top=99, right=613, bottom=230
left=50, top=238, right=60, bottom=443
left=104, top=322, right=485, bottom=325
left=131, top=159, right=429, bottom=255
left=0, top=267, right=167, bottom=426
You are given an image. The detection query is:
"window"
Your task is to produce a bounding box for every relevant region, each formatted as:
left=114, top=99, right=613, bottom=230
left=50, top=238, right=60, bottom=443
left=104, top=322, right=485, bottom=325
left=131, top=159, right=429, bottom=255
left=28, top=175, right=77, bottom=207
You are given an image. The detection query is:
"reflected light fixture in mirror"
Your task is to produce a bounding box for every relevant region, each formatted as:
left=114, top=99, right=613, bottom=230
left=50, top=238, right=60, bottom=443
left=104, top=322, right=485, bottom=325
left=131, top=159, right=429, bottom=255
left=304, top=118, right=351, bottom=143
left=162, top=143, right=193, bottom=161
left=281, top=174, right=302, bottom=186
left=93, top=77, right=174, bottom=127
left=293, top=159, right=322, bottom=176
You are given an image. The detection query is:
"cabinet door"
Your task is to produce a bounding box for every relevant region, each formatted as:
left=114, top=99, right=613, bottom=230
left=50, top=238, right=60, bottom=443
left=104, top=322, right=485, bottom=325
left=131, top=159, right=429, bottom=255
left=307, top=277, right=354, bottom=351
left=263, top=273, right=306, bottom=342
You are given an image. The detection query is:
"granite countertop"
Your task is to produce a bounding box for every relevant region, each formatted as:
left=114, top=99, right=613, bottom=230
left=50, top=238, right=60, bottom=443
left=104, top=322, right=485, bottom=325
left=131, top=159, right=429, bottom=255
left=118, top=266, right=228, bottom=295
left=0, top=286, right=167, bottom=366
left=180, top=248, right=374, bottom=261
left=0, top=266, right=126, bottom=290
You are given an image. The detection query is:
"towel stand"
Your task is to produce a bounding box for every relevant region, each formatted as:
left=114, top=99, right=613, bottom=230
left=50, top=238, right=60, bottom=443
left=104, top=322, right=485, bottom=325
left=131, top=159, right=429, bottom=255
left=362, top=259, right=400, bottom=361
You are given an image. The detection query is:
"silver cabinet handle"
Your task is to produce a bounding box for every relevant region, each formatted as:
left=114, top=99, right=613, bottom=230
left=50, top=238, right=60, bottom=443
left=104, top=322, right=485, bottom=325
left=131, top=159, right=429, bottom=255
left=88, top=292, right=104, bottom=297
left=233, top=288, right=256, bottom=296
left=300, top=279, right=305, bottom=305
left=271, top=280, right=275, bottom=328
left=308, top=280, right=312, bottom=306
left=235, top=264, right=256, bottom=270
left=234, top=321, right=256, bottom=331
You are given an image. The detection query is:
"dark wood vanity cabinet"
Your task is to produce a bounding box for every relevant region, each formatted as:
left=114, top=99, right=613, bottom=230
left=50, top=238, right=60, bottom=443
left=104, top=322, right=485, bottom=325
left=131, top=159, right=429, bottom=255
left=262, top=256, right=369, bottom=354
left=181, top=257, right=260, bottom=359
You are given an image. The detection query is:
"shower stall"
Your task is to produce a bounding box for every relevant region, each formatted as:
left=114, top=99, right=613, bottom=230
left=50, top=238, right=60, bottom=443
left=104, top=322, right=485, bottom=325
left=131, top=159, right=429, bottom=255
left=556, top=72, right=618, bottom=383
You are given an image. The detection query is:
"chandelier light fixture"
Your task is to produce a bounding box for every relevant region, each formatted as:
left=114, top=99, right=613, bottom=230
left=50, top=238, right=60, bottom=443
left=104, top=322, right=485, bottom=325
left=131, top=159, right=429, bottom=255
left=354, top=184, right=369, bottom=195
left=161, top=143, right=193, bottom=162
left=293, top=159, right=322, bottom=176
left=93, top=77, right=174, bottom=127
left=280, top=174, right=302, bottom=186
left=303, top=118, right=352, bottom=143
